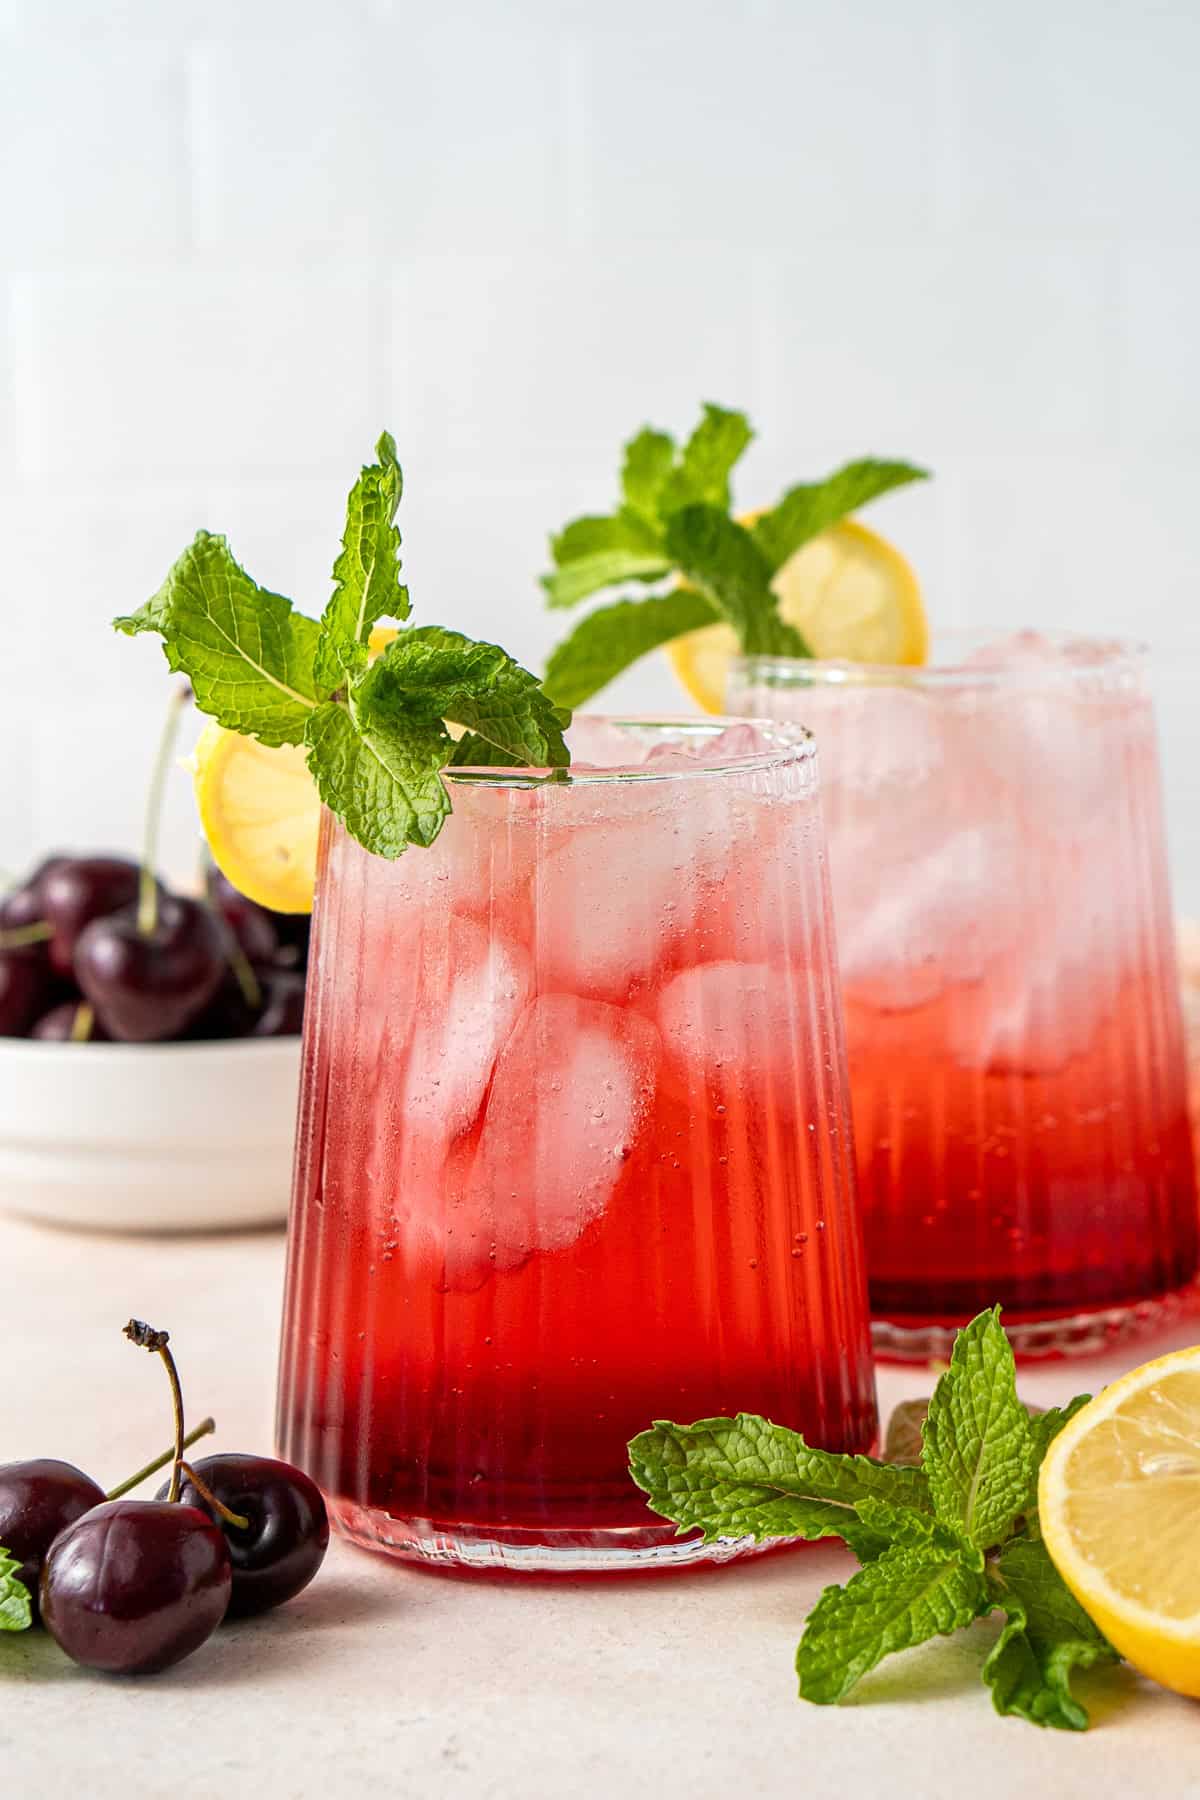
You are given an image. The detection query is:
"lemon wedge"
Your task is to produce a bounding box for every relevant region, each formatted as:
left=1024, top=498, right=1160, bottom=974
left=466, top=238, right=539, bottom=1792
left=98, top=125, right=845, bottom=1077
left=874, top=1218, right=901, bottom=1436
left=190, top=625, right=398, bottom=913
left=667, top=517, right=927, bottom=714
left=1038, top=1344, right=1200, bottom=1698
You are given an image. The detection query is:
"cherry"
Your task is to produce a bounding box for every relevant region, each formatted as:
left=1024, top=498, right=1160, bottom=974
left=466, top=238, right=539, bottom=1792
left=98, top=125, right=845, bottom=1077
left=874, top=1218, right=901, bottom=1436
left=185, top=970, right=262, bottom=1040
left=32, top=1001, right=108, bottom=1042
left=204, top=868, right=280, bottom=967
left=40, top=857, right=143, bottom=979
left=252, top=969, right=306, bottom=1037
left=0, top=952, right=49, bottom=1036
left=75, top=896, right=225, bottom=1042
left=40, top=1499, right=231, bottom=1674
left=0, top=1460, right=105, bottom=1617
left=40, top=1321, right=229, bottom=1675
left=0, top=877, right=58, bottom=967
left=162, top=1453, right=328, bottom=1617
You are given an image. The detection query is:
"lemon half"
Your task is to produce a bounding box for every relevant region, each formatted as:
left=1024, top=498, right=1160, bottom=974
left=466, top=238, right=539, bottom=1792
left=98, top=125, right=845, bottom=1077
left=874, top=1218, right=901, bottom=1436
left=1039, top=1345, right=1200, bottom=1698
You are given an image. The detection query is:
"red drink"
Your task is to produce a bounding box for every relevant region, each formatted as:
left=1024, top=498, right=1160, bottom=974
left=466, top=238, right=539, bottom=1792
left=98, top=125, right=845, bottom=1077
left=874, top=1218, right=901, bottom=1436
left=276, top=720, right=877, bottom=1570
left=731, top=635, right=1199, bottom=1357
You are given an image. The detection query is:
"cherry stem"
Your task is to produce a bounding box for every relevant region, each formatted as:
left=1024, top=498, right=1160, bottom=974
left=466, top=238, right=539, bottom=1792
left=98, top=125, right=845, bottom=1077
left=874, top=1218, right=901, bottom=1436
left=207, top=905, right=263, bottom=1011
left=105, top=1416, right=216, bottom=1500
left=69, top=1003, right=94, bottom=1044
left=138, top=685, right=191, bottom=937
left=177, top=1461, right=251, bottom=1533
left=0, top=921, right=53, bottom=951
left=123, top=1319, right=186, bottom=1503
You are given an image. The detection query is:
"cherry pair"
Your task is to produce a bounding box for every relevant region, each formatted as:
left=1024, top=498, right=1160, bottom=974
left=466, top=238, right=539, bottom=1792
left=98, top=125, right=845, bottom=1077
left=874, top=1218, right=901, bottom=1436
left=0, top=1321, right=327, bottom=1675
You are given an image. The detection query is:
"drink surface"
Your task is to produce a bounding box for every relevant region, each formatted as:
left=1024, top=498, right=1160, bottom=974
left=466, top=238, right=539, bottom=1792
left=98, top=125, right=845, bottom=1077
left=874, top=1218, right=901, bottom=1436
left=733, top=634, right=1199, bottom=1333
left=277, top=722, right=877, bottom=1557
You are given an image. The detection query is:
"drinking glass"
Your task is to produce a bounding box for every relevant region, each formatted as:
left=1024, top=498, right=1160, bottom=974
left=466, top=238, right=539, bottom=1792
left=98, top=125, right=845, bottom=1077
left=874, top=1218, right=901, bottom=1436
left=276, top=717, right=877, bottom=1571
left=729, top=633, right=1199, bottom=1358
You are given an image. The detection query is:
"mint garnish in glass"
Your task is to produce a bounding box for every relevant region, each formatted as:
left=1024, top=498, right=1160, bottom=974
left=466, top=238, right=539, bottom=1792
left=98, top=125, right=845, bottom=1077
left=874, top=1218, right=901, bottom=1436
left=116, top=432, right=572, bottom=856
left=541, top=401, right=928, bottom=706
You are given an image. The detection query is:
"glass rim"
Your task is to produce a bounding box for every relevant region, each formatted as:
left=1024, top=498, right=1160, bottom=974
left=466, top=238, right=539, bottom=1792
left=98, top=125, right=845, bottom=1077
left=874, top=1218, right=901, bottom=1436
left=731, top=629, right=1149, bottom=692
left=443, top=714, right=816, bottom=787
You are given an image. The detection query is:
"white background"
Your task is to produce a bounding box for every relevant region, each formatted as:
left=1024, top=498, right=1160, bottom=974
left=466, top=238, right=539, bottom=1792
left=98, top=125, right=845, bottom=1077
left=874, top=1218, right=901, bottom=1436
left=2, top=0, right=1198, bottom=900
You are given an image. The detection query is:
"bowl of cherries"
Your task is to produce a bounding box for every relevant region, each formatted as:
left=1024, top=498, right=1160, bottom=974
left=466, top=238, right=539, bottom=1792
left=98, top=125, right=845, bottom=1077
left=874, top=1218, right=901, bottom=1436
left=1, top=1320, right=329, bottom=1675
left=0, top=851, right=309, bottom=1232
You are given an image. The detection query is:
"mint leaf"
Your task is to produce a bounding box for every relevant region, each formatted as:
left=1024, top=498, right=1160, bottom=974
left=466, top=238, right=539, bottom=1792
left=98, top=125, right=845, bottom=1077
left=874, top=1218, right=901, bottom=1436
left=0, top=1548, right=31, bottom=1632
left=752, top=458, right=929, bottom=575
left=543, top=588, right=721, bottom=708
left=360, top=626, right=570, bottom=769
left=621, top=427, right=676, bottom=523
left=797, top=1543, right=989, bottom=1705
left=304, top=697, right=451, bottom=858
left=984, top=1536, right=1116, bottom=1730
left=629, top=1414, right=931, bottom=1558
left=118, top=532, right=325, bottom=746
left=658, top=403, right=753, bottom=514
left=543, top=514, right=670, bottom=609
left=663, top=507, right=809, bottom=657
left=922, top=1307, right=1035, bottom=1550
left=314, top=431, right=409, bottom=690
left=853, top=1496, right=978, bottom=1560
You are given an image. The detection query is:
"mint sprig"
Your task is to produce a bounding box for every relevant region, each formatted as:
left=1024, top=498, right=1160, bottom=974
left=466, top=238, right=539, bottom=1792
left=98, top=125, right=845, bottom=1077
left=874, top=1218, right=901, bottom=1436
left=629, top=1308, right=1117, bottom=1731
left=117, top=435, right=571, bottom=858
left=0, top=1547, right=32, bottom=1632
left=542, top=401, right=928, bottom=706
left=314, top=429, right=408, bottom=690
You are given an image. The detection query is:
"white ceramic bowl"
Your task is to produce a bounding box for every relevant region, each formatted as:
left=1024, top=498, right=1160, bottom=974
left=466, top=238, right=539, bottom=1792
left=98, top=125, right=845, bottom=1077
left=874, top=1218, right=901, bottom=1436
left=0, top=1036, right=302, bottom=1232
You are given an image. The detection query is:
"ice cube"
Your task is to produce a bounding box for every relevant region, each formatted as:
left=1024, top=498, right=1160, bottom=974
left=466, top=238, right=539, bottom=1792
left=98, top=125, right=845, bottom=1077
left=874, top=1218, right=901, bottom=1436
left=655, top=959, right=811, bottom=1117
left=951, top=636, right=1153, bottom=831
left=640, top=722, right=775, bottom=772
left=400, top=914, right=531, bottom=1144
left=437, top=994, right=660, bottom=1289
left=533, top=807, right=735, bottom=999
left=832, top=823, right=1024, bottom=1011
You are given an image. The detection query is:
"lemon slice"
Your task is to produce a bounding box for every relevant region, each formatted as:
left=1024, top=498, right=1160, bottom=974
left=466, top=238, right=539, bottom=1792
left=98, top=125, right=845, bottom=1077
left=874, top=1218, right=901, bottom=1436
left=668, top=517, right=927, bottom=714
left=190, top=626, right=398, bottom=913
left=1039, top=1345, right=1200, bottom=1697
left=192, top=723, right=320, bottom=913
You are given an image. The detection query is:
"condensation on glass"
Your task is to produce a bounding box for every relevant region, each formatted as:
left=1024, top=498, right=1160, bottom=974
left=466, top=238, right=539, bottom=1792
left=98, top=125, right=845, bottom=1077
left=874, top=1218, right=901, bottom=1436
left=729, top=633, right=1199, bottom=1359
left=276, top=717, right=877, bottom=1571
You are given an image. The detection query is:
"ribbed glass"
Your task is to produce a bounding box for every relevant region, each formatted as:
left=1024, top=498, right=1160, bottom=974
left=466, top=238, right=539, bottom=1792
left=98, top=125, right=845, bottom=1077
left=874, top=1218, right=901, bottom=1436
left=276, top=717, right=877, bottom=1571
left=729, top=635, right=1199, bottom=1358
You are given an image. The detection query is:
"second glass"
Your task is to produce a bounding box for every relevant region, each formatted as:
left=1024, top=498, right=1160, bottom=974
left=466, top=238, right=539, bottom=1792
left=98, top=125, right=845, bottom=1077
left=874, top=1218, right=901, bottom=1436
left=276, top=718, right=877, bottom=1571
left=730, top=634, right=1199, bottom=1357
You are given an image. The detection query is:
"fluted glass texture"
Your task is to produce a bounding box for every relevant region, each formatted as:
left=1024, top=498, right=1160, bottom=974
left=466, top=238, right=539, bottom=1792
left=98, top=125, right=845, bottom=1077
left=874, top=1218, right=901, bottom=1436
left=276, top=720, right=877, bottom=1570
left=729, top=636, right=1198, bottom=1356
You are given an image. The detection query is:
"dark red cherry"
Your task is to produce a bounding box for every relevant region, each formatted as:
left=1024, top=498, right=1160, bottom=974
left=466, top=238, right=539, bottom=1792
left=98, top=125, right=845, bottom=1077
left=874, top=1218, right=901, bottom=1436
left=0, top=952, right=49, bottom=1036
left=32, top=1002, right=108, bottom=1042
left=0, top=1459, right=105, bottom=1617
left=203, top=869, right=280, bottom=967
left=40, top=857, right=143, bottom=979
left=0, top=887, right=51, bottom=966
left=252, top=970, right=306, bottom=1037
left=40, top=1499, right=231, bottom=1675
left=162, top=1454, right=327, bottom=1617
left=184, top=971, right=261, bottom=1040
left=74, top=896, right=225, bottom=1042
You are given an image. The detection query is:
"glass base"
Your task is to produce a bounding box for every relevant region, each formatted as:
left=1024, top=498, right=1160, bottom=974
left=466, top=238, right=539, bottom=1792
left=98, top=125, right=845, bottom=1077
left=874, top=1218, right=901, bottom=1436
left=872, top=1279, right=1200, bottom=1363
left=330, top=1497, right=776, bottom=1574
